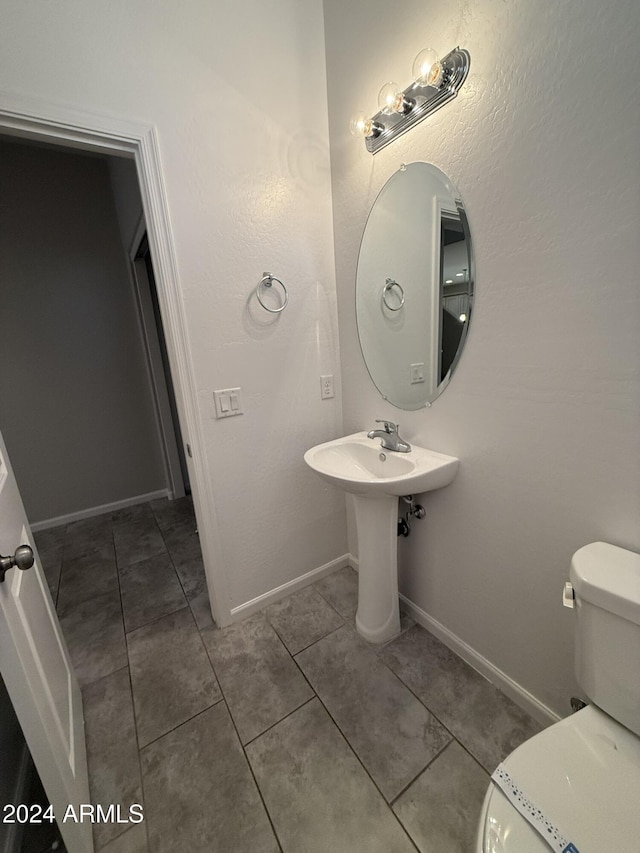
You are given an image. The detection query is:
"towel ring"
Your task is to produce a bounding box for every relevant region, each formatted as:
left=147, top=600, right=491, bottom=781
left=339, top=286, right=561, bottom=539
left=256, top=272, right=288, bottom=313
left=382, top=278, right=404, bottom=311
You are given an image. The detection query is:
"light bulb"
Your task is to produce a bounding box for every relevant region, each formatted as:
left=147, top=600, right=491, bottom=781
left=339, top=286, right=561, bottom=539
left=378, top=82, right=403, bottom=115
left=350, top=112, right=375, bottom=138
left=459, top=313, right=467, bottom=323
left=377, top=82, right=414, bottom=116
left=412, top=48, right=443, bottom=88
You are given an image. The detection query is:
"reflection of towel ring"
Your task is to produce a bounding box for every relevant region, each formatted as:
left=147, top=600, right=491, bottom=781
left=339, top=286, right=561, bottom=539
left=256, top=272, right=289, bottom=313
left=382, top=278, right=405, bottom=311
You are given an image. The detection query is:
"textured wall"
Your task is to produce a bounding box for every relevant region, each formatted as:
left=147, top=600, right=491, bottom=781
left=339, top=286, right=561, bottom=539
left=0, top=141, right=166, bottom=523
left=323, top=0, right=640, bottom=716
left=0, top=0, right=345, bottom=607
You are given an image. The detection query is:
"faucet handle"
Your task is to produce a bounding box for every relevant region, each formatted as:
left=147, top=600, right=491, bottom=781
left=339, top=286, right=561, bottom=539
left=375, top=419, right=397, bottom=434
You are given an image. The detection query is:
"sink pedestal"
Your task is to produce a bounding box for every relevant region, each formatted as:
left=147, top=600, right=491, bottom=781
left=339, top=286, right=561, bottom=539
left=352, top=494, right=401, bottom=644
left=304, top=432, right=459, bottom=645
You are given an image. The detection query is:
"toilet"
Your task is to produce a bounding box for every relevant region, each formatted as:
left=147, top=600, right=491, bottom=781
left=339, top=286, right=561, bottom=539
left=476, top=541, right=640, bottom=852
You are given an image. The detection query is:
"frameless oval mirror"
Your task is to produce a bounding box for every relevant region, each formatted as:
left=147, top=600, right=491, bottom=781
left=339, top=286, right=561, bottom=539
left=356, top=162, right=474, bottom=409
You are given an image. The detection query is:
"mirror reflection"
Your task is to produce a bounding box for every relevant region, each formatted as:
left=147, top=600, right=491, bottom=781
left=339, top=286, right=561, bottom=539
left=356, top=162, right=474, bottom=409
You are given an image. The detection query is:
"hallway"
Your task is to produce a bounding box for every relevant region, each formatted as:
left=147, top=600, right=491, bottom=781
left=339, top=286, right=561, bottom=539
left=34, top=500, right=540, bottom=852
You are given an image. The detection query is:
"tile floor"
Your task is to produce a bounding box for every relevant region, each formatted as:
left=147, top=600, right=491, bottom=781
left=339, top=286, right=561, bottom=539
left=35, top=498, right=542, bottom=852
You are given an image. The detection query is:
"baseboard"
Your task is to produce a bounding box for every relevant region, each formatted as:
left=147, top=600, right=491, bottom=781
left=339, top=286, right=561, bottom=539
left=230, top=554, right=352, bottom=622
left=29, top=489, right=170, bottom=531
left=398, top=593, right=561, bottom=728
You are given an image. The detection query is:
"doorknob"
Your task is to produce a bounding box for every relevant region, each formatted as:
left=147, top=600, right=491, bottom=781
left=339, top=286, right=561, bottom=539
left=0, top=545, right=35, bottom=583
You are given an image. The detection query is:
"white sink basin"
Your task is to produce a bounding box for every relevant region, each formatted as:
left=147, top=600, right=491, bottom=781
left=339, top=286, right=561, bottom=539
left=305, top=431, right=459, bottom=644
left=303, top=431, right=459, bottom=497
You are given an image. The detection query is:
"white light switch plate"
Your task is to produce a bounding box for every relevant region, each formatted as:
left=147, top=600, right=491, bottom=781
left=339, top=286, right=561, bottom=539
left=213, top=387, right=243, bottom=418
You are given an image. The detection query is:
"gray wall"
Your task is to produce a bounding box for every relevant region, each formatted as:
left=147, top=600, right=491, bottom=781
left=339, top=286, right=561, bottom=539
left=0, top=141, right=166, bottom=524
left=324, top=0, right=640, bottom=718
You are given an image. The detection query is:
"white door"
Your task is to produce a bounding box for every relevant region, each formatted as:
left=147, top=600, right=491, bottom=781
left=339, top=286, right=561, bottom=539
left=0, top=431, right=93, bottom=853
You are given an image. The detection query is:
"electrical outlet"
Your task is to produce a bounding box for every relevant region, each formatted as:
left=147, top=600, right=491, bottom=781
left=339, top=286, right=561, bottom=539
left=410, top=363, right=425, bottom=384
left=320, top=374, right=334, bottom=399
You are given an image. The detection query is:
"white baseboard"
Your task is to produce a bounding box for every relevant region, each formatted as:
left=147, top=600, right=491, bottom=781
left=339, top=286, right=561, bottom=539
left=398, top=593, right=561, bottom=728
left=30, top=489, right=169, bottom=531
left=348, top=554, right=558, bottom=728
left=230, top=554, right=352, bottom=622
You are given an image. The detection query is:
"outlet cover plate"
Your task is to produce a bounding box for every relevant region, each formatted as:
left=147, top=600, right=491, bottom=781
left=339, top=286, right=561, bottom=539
left=320, top=375, right=335, bottom=399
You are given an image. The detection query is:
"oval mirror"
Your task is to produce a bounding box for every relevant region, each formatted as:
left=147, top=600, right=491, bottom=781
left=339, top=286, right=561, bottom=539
left=356, top=162, right=474, bottom=409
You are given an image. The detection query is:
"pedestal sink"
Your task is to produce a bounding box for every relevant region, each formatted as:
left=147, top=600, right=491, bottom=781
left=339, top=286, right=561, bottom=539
left=304, top=432, right=459, bottom=643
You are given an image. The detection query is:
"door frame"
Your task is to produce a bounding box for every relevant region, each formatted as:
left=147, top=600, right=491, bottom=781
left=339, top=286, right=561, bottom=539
left=0, top=90, right=231, bottom=626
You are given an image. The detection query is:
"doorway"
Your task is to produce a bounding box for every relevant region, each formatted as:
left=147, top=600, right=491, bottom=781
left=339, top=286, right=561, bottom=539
left=0, top=95, right=229, bottom=626
left=0, top=136, right=188, bottom=524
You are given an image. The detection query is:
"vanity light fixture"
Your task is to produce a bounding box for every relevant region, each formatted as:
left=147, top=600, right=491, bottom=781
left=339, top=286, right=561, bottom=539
left=350, top=46, right=470, bottom=154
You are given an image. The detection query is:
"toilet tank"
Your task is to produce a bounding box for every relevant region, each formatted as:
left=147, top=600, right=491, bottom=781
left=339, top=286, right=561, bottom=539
left=570, top=542, right=640, bottom=737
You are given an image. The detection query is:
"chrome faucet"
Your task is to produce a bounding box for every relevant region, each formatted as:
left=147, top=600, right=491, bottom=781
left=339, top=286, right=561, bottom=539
left=367, top=420, right=411, bottom=453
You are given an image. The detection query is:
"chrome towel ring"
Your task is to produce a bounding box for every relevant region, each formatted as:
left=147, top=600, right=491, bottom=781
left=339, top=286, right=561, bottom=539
left=256, top=272, right=289, bottom=313
left=382, top=278, right=404, bottom=311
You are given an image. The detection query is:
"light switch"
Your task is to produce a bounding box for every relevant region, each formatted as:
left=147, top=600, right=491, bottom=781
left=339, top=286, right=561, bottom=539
left=213, top=387, right=243, bottom=418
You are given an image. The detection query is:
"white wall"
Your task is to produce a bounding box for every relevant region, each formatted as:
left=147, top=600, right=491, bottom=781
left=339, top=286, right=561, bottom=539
left=324, top=0, right=640, bottom=717
left=0, top=140, right=167, bottom=524
left=0, top=1, right=345, bottom=609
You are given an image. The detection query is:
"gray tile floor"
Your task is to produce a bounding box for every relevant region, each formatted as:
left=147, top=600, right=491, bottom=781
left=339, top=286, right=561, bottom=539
left=35, top=499, right=542, bottom=852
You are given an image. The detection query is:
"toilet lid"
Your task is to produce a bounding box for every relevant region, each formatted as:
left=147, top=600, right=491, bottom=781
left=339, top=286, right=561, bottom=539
left=481, top=705, right=640, bottom=852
